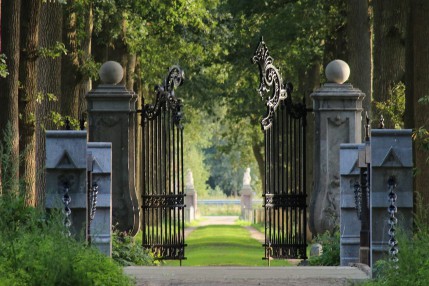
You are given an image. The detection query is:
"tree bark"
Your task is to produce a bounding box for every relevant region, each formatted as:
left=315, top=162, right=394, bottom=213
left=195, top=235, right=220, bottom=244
left=407, top=0, right=429, bottom=206
left=346, top=0, right=372, bottom=115
left=61, top=3, right=80, bottom=120
left=77, top=2, right=93, bottom=120
left=19, top=0, right=42, bottom=205
left=372, top=0, right=408, bottom=128
left=0, top=0, right=21, bottom=194
left=36, top=2, right=62, bottom=206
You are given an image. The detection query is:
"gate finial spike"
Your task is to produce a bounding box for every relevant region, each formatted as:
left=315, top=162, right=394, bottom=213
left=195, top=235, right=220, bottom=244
left=379, top=115, right=385, bottom=129
left=365, top=112, right=370, bottom=141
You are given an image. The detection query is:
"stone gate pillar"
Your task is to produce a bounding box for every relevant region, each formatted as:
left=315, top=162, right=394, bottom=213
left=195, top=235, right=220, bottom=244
left=310, top=60, right=365, bottom=234
left=86, top=61, right=139, bottom=234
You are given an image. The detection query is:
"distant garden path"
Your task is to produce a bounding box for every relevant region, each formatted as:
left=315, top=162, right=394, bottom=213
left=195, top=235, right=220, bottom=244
left=185, top=216, right=264, bottom=243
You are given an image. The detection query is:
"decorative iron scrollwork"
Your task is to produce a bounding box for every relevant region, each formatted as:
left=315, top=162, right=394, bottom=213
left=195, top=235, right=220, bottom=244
left=263, top=194, right=307, bottom=209
left=142, top=194, right=185, bottom=208
left=147, top=244, right=186, bottom=261
left=252, top=38, right=291, bottom=130
left=141, top=66, right=184, bottom=128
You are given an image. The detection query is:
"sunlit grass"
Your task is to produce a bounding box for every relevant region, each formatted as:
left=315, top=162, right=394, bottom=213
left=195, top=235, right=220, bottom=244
left=164, top=225, right=292, bottom=266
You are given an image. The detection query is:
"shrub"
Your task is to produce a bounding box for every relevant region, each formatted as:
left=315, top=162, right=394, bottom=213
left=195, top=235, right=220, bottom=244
left=0, top=127, right=134, bottom=286
left=308, top=230, right=340, bottom=266
left=112, top=228, right=158, bottom=266
left=0, top=193, right=134, bottom=286
left=364, top=201, right=429, bottom=286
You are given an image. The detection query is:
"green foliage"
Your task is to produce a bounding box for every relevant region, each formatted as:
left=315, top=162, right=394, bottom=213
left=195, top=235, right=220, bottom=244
left=364, top=201, right=429, bottom=286
left=112, top=228, right=158, bottom=266
left=0, top=193, right=134, bottom=286
left=38, top=42, right=67, bottom=59
left=374, top=82, right=406, bottom=129
left=308, top=230, right=340, bottom=266
left=0, top=123, right=20, bottom=194
left=0, top=54, right=9, bottom=78
left=197, top=204, right=241, bottom=216
left=0, top=133, right=134, bottom=285
left=78, top=54, right=101, bottom=80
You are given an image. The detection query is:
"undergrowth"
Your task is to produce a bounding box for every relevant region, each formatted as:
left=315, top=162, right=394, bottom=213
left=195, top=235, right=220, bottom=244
left=0, top=124, right=135, bottom=285
left=364, top=199, right=429, bottom=286
left=308, top=230, right=340, bottom=266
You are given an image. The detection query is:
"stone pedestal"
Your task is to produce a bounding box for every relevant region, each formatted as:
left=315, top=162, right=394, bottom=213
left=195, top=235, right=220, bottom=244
left=86, top=72, right=139, bottom=234
left=339, top=143, right=363, bottom=266
left=46, top=131, right=88, bottom=238
left=88, top=142, right=112, bottom=256
left=184, top=170, right=197, bottom=222
left=310, top=82, right=365, bottom=234
left=370, top=129, right=413, bottom=270
left=240, top=185, right=253, bottom=221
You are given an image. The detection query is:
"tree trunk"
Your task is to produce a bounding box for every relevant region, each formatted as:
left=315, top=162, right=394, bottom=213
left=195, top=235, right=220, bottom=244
left=302, top=60, right=320, bottom=238
left=126, top=53, right=136, bottom=91
left=36, top=2, right=62, bottom=206
left=61, top=3, right=80, bottom=120
left=77, top=2, right=93, bottom=120
left=408, top=0, right=429, bottom=207
left=372, top=0, right=408, bottom=128
left=19, top=0, right=41, bottom=205
left=346, top=0, right=372, bottom=115
left=0, top=0, right=21, bottom=194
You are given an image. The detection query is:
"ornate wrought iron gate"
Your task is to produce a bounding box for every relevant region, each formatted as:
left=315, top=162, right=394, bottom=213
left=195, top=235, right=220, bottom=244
left=252, top=39, right=308, bottom=260
left=140, top=66, right=186, bottom=262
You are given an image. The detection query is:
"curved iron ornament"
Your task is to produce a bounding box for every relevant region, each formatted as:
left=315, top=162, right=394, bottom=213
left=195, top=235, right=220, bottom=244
left=142, top=65, right=184, bottom=128
left=252, top=38, right=292, bottom=130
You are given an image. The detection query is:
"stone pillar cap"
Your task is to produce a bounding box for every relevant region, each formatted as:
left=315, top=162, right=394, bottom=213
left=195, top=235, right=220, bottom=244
left=99, top=61, right=124, bottom=84
left=325, top=59, right=350, bottom=84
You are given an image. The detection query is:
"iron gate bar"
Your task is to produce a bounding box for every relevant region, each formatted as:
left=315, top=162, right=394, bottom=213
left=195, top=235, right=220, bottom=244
left=252, top=38, right=308, bottom=261
left=139, top=66, right=186, bottom=262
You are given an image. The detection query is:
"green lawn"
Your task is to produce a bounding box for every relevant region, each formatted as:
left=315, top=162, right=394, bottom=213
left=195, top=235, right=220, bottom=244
left=163, top=225, right=293, bottom=266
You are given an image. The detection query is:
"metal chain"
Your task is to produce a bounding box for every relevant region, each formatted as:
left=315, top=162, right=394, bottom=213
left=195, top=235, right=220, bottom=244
left=354, top=181, right=362, bottom=220
left=89, top=182, right=99, bottom=221
left=387, top=176, right=398, bottom=264
left=62, top=184, right=72, bottom=236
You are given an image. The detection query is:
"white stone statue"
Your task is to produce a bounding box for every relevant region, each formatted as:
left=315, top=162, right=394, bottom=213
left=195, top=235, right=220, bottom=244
left=242, top=167, right=251, bottom=186
left=185, top=169, right=194, bottom=189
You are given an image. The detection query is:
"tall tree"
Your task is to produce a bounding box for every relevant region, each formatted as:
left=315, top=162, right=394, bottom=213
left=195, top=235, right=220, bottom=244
left=372, top=0, right=408, bottom=128
left=19, top=0, right=42, bottom=205
left=36, top=2, right=63, bottom=206
left=61, top=3, right=80, bottom=120
left=406, top=0, right=429, bottom=206
left=0, top=0, right=21, bottom=193
left=346, top=0, right=372, bottom=114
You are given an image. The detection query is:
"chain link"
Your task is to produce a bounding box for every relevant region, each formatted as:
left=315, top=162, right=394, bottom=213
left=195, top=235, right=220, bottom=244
left=62, top=184, right=72, bottom=236
left=89, top=182, right=99, bottom=221
left=387, top=176, right=398, bottom=265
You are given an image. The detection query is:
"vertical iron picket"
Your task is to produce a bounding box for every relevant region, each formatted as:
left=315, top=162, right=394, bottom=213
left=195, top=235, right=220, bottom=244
left=140, top=66, right=186, bottom=262
left=252, top=39, right=308, bottom=261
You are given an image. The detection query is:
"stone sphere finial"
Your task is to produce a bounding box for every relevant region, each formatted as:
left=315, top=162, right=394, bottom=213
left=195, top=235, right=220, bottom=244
left=99, top=61, right=124, bottom=84
left=325, top=59, right=350, bottom=84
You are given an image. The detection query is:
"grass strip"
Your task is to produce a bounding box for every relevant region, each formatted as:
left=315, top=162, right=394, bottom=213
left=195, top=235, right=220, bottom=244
left=164, top=225, right=292, bottom=266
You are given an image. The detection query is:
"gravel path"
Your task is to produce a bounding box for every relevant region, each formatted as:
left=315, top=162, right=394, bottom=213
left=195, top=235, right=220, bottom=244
left=125, top=266, right=368, bottom=286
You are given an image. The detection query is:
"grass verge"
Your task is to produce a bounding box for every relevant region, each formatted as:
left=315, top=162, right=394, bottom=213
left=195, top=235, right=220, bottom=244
left=164, top=225, right=292, bottom=266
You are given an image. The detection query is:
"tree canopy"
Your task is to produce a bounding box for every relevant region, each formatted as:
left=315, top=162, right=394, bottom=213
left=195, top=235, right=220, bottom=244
left=1, top=0, right=429, bottom=207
